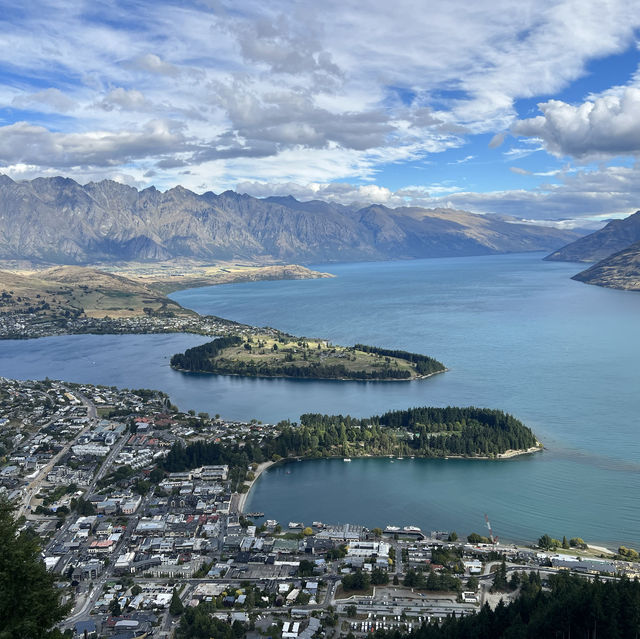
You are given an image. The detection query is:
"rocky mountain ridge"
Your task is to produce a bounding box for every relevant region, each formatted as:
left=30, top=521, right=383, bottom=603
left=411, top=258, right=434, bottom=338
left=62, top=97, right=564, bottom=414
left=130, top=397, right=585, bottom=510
left=0, top=174, right=581, bottom=265
left=572, top=242, right=640, bottom=291
left=545, top=211, right=640, bottom=263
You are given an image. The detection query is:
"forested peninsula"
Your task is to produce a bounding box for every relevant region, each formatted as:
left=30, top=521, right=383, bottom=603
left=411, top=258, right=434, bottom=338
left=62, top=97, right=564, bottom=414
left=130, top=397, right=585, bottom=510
left=170, top=334, right=446, bottom=381
left=163, top=406, right=541, bottom=475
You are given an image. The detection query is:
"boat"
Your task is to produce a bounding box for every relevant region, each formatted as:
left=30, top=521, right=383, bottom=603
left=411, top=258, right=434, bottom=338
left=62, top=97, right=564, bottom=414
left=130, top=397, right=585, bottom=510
left=343, top=458, right=351, bottom=462
left=288, top=522, right=304, bottom=529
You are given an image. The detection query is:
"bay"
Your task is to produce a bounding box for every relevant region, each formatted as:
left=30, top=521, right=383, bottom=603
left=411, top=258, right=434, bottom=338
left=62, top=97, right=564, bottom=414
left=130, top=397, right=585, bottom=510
left=1, top=252, right=639, bottom=546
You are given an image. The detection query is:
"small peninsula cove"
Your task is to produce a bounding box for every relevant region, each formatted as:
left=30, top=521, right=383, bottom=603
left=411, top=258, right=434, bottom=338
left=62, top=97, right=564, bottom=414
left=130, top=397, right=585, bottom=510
left=169, top=333, right=446, bottom=381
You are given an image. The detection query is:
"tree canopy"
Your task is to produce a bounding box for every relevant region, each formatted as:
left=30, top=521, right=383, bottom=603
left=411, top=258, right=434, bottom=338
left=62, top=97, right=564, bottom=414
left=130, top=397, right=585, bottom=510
left=0, top=499, right=69, bottom=639
left=372, top=572, right=640, bottom=639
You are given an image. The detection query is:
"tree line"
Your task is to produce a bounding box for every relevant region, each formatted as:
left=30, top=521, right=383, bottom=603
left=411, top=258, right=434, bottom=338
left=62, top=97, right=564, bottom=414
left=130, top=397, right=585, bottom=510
left=169, top=335, right=243, bottom=371
left=354, top=344, right=445, bottom=375
left=178, top=357, right=417, bottom=380
left=163, top=406, right=538, bottom=482
left=373, top=572, right=640, bottom=639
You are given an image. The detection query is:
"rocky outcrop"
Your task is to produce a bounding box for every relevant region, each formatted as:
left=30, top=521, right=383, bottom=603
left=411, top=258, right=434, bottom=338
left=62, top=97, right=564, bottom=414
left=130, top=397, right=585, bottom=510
left=545, top=211, right=640, bottom=263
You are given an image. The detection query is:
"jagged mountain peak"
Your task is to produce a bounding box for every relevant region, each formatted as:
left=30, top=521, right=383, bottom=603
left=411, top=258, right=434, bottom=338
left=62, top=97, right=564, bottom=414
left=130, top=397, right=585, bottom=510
left=0, top=175, right=583, bottom=265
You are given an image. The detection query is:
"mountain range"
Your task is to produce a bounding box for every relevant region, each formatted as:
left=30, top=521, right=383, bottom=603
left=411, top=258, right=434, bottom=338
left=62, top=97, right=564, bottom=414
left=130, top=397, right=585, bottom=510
left=0, top=174, right=581, bottom=265
left=545, top=211, right=640, bottom=263
left=543, top=210, right=640, bottom=291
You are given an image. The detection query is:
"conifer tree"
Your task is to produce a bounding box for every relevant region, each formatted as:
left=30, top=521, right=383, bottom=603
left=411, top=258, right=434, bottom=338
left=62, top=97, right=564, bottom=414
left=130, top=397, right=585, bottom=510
left=0, top=499, right=69, bottom=638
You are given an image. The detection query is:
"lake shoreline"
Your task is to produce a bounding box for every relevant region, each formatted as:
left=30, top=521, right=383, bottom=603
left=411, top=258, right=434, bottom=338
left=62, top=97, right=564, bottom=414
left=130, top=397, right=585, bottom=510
left=3, top=254, right=639, bottom=547
left=171, top=364, right=448, bottom=382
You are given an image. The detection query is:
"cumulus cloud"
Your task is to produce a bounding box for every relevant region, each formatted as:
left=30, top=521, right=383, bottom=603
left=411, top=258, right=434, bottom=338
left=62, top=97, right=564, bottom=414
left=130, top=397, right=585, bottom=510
left=512, top=88, right=640, bottom=159
left=97, top=88, right=150, bottom=111
left=12, top=88, right=76, bottom=113
left=235, top=161, right=640, bottom=222
left=201, top=81, right=397, bottom=154
left=3, top=0, right=640, bottom=218
left=236, top=180, right=396, bottom=205
left=0, top=120, right=190, bottom=168
left=125, top=53, right=180, bottom=76
left=228, top=11, right=342, bottom=79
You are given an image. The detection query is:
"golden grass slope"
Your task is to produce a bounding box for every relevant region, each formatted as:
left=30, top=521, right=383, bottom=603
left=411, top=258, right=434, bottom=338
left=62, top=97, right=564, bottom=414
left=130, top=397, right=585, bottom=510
left=0, top=265, right=190, bottom=319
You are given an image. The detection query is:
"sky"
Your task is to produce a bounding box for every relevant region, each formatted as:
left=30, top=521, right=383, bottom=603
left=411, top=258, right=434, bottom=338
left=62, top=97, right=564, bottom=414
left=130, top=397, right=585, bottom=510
left=1, top=0, right=640, bottom=225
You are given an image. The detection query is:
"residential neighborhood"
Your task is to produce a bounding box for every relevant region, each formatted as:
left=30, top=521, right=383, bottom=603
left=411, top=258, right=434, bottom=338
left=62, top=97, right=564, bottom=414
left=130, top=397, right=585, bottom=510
left=1, top=377, right=638, bottom=639
left=0, top=310, right=255, bottom=341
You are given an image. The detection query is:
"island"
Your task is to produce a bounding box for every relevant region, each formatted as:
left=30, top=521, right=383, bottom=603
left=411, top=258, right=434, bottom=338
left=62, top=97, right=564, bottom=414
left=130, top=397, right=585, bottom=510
left=169, top=333, right=446, bottom=381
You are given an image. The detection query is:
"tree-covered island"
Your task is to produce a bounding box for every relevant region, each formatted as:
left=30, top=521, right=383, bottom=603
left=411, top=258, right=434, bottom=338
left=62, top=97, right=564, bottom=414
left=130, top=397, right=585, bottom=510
left=170, top=333, right=446, bottom=381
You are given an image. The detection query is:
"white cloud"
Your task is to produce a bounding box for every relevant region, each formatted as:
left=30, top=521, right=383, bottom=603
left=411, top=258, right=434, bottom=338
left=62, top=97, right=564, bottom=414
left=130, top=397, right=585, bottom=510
left=11, top=88, right=76, bottom=113
left=512, top=87, right=640, bottom=159
left=234, top=161, right=640, bottom=222
left=97, top=88, right=150, bottom=112
left=488, top=133, right=506, bottom=148
left=125, top=53, right=180, bottom=77
left=448, top=155, right=475, bottom=165
left=0, top=120, right=189, bottom=168
left=1, top=0, right=640, bottom=217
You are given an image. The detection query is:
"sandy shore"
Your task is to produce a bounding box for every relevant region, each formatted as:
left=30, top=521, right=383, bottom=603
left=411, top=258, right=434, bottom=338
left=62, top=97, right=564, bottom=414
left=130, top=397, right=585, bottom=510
left=587, top=544, right=616, bottom=555
left=438, top=443, right=543, bottom=461
left=235, top=460, right=275, bottom=514
left=495, top=444, right=543, bottom=459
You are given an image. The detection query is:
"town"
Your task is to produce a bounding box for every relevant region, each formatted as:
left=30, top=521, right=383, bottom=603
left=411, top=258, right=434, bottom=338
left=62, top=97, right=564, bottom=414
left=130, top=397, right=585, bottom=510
left=0, top=309, right=256, bottom=341
left=1, top=377, right=638, bottom=639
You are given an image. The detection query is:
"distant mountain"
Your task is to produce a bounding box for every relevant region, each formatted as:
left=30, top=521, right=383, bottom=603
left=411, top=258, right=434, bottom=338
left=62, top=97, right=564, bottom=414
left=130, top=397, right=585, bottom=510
left=545, top=211, right=640, bottom=263
left=0, top=174, right=582, bottom=265
left=572, top=241, right=640, bottom=291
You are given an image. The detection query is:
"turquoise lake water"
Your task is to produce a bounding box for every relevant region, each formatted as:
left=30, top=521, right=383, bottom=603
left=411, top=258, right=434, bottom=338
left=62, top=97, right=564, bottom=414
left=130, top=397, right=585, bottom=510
left=1, top=253, right=639, bottom=546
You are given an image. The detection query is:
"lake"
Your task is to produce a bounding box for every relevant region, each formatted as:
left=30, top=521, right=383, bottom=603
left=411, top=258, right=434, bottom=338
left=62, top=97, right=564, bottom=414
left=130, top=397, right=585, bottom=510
left=2, top=253, right=639, bottom=546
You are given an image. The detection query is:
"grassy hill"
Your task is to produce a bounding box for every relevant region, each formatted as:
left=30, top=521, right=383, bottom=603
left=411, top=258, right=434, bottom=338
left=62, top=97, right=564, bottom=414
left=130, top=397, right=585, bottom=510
left=0, top=263, right=332, bottom=320
left=0, top=266, right=192, bottom=319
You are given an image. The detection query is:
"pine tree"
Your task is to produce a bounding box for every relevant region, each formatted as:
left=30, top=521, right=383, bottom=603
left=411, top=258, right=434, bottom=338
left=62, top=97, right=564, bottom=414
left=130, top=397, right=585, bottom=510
left=0, top=499, right=69, bottom=638
left=490, top=560, right=509, bottom=592
left=170, top=587, right=184, bottom=616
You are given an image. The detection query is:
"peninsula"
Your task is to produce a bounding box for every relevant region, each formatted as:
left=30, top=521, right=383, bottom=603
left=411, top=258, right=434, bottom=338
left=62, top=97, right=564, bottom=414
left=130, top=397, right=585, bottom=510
left=0, top=263, right=331, bottom=340
left=164, top=406, right=541, bottom=474
left=169, top=333, right=446, bottom=381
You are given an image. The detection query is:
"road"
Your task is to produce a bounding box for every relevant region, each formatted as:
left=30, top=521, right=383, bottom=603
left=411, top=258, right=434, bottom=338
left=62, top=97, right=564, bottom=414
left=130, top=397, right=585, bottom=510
left=17, top=387, right=97, bottom=518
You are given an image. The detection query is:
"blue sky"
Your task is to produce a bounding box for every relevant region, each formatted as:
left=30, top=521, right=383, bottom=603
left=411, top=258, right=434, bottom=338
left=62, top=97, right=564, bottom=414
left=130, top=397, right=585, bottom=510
left=1, top=0, right=640, bottom=225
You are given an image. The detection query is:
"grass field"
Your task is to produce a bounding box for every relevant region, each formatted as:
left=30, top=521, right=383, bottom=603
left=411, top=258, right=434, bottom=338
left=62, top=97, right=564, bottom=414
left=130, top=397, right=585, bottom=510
left=207, top=333, right=421, bottom=378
